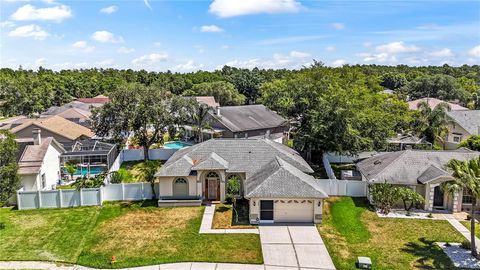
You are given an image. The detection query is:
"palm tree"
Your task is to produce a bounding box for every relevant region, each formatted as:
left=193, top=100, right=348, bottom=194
left=414, top=101, right=452, bottom=149
left=441, top=157, right=480, bottom=258
left=191, top=103, right=212, bottom=143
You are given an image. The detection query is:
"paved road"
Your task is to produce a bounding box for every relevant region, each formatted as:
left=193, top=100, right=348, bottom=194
left=260, top=225, right=336, bottom=270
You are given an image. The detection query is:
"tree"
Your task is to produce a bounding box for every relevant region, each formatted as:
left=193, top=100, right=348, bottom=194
left=222, top=66, right=264, bottom=104
left=412, top=101, right=451, bottom=148
left=0, top=131, right=19, bottom=206
left=368, top=182, right=399, bottom=215
left=459, top=135, right=480, bottom=151
left=441, top=157, right=480, bottom=258
left=138, top=160, right=161, bottom=199
left=65, top=164, right=77, bottom=181
left=189, top=102, right=212, bottom=143
left=397, top=187, right=424, bottom=213
left=226, top=175, right=241, bottom=205
left=91, top=83, right=191, bottom=160
left=381, top=72, right=407, bottom=90
left=183, top=81, right=245, bottom=106
left=402, top=74, right=467, bottom=103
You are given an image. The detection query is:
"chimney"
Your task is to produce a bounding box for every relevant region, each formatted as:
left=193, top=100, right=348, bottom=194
left=33, top=128, right=41, bottom=145
left=216, top=106, right=221, bottom=117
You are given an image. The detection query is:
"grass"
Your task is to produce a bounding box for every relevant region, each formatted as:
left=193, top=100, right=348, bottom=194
left=213, top=203, right=256, bottom=229
left=318, top=197, right=465, bottom=270
left=461, top=221, right=480, bottom=238
left=0, top=202, right=262, bottom=268
left=118, top=161, right=163, bottom=183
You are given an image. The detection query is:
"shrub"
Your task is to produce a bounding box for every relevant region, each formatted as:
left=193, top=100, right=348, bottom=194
left=461, top=240, right=472, bottom=250
left=397, top=187, right=425, bottom=212
left=368, top=182, right=399, bottom=215
left=109, top=168, right=132, bottom=183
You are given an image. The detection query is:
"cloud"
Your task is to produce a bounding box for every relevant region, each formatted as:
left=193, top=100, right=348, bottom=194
left=95, top=59, right=114, bottom=67
left=331, top=23, right=345, bottom=30
left=35, top=57, right=46, bottom=66
left=357, top=52, right=395, bottom=63
left=259, top=35, right=326, bottom=45
left=91, top=30, right=123, bottom=43
left=209, top=0, right=302, bottom=18
left=8, top=24, right=49, bottom=40
left=72, top=41, right=95, bottom=52
left=144, top=0, right=152, bottom=10
left=428, top=48, right=453, bottom=57
left=375, top=41, right=420, bottom=54
left=11, top=4, right=72, bottom=22
left=224, top=50, right=312, bottom=69
left=100, top=5, right=118, bottom=15
left=171, top=60, right=204, bottom=72
left=0, top=21, right=15, bottom=28
left=117, top=46, right=135, bottom=54
left=331, top=59, right=346, bottom=67
left=289, top=50, right=310, bottom=58
left=153, top=41, right=162, bottom=47
left=200, top=25, right=224, bottom=33
left=469, top=45, right=480, bottom=58
left=325, top=45, right=336, bottom=52
left=132, top=53, right=168, bottom=65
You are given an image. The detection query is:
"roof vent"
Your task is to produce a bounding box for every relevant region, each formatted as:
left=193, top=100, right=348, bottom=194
left=374, top=160, right=381, bottom=165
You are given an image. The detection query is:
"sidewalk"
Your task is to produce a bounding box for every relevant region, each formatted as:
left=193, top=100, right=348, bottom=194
left=199, top=205, right=259, bottom=234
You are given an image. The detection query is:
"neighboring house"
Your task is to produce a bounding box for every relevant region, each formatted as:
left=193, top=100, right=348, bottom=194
left=185, top=96, right=220, bottom=108
left=4, top=115, right=94, bottom=144
left=445, top=110, right=480, bottom=150
left=386, top=134, right=431, bottom=151
left=76, top=95, right=110, bottom=108
left=61, top=140, right=117, bottom=179
left=155, top=139, right=328, bottom=224
left=44, top=107, right=92, bottom=127
left=16, top=129, right=65, bottom=191
left=356, top=149, right=480, bottom=213
left=408, top=97, right=468, bottom=111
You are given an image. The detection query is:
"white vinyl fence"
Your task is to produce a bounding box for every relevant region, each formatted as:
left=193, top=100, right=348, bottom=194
left=317, top=179, right=367, bottom=197
left=17, top=183, right=160, bottom=210
left=322, top=153, right=337, bottom=180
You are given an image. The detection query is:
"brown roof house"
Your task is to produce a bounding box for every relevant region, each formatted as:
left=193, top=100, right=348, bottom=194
left=16, top=129, right=65, bottom=191
left=408, top=97, right=468, bottom=111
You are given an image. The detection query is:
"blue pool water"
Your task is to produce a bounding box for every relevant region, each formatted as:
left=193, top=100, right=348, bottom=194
left=163, top=141, right=192, bottom=149
left=64, top=166, right=106, bottom=176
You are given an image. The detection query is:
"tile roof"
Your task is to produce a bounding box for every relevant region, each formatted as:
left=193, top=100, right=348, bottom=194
left=408, top=97, right=467, bottom=111
left=245, top=157, right=328, bottom=198
left=447, top=110, right=480, bottom=135
left=211, top=105, right=287, bottom=132
left=357, top=149, right=480, bottom=185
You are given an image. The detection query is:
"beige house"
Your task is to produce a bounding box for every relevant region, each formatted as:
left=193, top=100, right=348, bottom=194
left=357, top=149, right=480, bottom=212
left=407, top=97, right=468, bottom=111
left=445, top=110, right=480, bottom=150
left=154, top=139, right=328, bottom=224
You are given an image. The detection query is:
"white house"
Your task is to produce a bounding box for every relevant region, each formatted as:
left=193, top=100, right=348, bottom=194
left=17, top=129, right=65, bottom=191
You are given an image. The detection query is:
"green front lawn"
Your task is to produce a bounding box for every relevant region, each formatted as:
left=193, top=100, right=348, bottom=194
left=318, top=197, right=464, bottom=270
left=0, top=202, right=262, bottom=268
left=461, top=221, right=480, bottom=238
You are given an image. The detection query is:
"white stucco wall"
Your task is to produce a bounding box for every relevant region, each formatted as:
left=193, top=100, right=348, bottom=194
left=21, top=175, right=39, bottom=191
left=248, top=197, right=324, bottom=224
left=39, top=144, right=62, bottom=190
left=446, top=122, right=471, bottom=150
left=158, top=176, right=197, bottom=197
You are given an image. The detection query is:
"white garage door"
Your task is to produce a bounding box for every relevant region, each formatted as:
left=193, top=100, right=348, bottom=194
left=274, top=200, right=314, bottom=223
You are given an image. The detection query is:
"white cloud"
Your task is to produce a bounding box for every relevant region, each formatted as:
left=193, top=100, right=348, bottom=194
left=95, top=59, right=114, bottom=66
left=132, top=53, right=168, bottom=65
left=117, top=46, right=135, bottom=54
left=325, top=45, right=336, bottom=52
left=224, top=50, right=312, bottom=70
left=11, top=4, right=72, bottom=22
left=289, top=50, right=310, bottom=58
left=209, top=0, right=302, bottom=18
left=259, top=35, right=326, bottom=45
left=331, top=23, right=345, bottom=30
left=468, top=45, right=480, bottom=58
left=91, top=30, right=123, bottom=43
left=375, top=41, right=421, bottom=54
left=35, top=57, right=46, bottom=66
left=428, top=48, right=453, bottom=57
left=51, top=62, right=88, bottom=70
left=8, top=24, right=49, bottom=40
left=72, top=41, right=95, bottom=52
left=153, top=41, right=162, bottom=47
left=99, top=5, right=118, bottom=15
left=357, top=52, right=395, bottom=63
left=200, top=25, right=224, bottom=33
left=0, top=21, right=15, bottom=28
left=144, top=0, right=152, bottom=10
left=331, top=59, right=346, bottom=67
left=171, top=60, right=204, bottom=72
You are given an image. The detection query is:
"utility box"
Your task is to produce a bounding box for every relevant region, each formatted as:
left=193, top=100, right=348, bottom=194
left=356, top=257, right=372, bottom=269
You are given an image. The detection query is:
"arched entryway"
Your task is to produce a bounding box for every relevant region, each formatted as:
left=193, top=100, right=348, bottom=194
left=205, top=172, right=220, bottom=201
left=173, top=178, right=189, bottom=197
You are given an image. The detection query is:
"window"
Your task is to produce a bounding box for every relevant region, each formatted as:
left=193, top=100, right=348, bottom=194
left=206, top=172, right=219, bottom=178
left=41, top=174, right=46, bottom=189
left=463, top=189, right=473, bottom=204
left=452, top=133, right=463, bottom=143
left=175, top=178, right=188, bottom=184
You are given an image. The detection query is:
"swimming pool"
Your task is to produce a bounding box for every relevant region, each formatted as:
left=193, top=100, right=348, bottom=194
left=64, top=166, right=106, bottom=176
left=163, top=141, right=192, bottom=149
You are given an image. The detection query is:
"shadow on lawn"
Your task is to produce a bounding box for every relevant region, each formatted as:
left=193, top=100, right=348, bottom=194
left=401, top=237, right=456, bottom=269
left=351, top=197, right=375, bottom=212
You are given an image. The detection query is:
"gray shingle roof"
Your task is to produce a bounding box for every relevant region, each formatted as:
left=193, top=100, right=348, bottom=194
left=447, top=110, right=480, bottom=135
left=155, top=139, right=313, bottom=178
left=357, top=149, right=480, bottom=185
left=192, top=152, right=229, bottom=170
left=417, top=165, right=451, bottom=184
left=245, top=157, right=328, bottom=198
left=18, top=137, right=65, bottom=175
left=211, top=105, right=287, bottom=132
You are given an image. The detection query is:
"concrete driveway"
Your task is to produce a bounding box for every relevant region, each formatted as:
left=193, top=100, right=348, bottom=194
left=260, top=225, right=336, bottom=270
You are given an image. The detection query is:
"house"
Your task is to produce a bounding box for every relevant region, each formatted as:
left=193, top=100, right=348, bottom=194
left=185, top=96, right=220, bottom=108
left=76, top=94, right=110, bottom=108
left=356, top=149, right=480, bottom=213
left=16, top=129, right=65, bottom=191
left=154, top=139, right=328, bottom=224
left=408, top=97, right=468, bottom=111
left=4, top=115, right=94, bottom=144
left=445, top=110, right=480, bottom=150
left=386, top=134, right=431, bottom=151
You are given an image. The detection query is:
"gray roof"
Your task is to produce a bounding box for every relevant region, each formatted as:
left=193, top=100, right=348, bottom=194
left=18, top=137, right=65, bottom=175
left=192, top=152, right=229, bottom=170
left=245, top=157, right=328, bottom=198
left=447, top=110, right=480, bottom=135
left=357, top=149, right=480, bottom=185
left=417, top=165, right=450, bottom=184
left=211, top=105, right=287, bottom=132
left=43, top=101, right=93, bottom=115
left=387, top=134, right=429, bottom=145
left=155, top=139, right=313, bottom=178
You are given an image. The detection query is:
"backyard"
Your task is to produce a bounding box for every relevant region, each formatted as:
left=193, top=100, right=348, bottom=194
left=117, top=161, right=163, bottom=183
left=318, top=197, right=465, bottom=270
left=0, top=202, right=262, bottom=269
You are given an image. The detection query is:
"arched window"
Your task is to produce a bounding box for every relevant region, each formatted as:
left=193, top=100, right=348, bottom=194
left=175, top=178, right=188, bottom=184
left=227, top=174, right=241, bottom=196
left=173, top=177, right=189, bottom=197
left=206, top=172, right=219, bottom=178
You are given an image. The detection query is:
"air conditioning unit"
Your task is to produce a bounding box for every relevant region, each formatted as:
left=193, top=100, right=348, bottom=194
left=356, top=257, right=372, bottom=269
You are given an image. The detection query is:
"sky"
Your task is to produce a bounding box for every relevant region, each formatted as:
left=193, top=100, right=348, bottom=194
left=0, top=0, right=479, bottom=72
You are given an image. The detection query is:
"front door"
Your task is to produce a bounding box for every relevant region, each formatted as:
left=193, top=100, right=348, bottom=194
left=260, top=200, right=274, bottom=221
left=208, top=179, right=218, bottom=200
left=433, top=186, right=444, bottom=208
